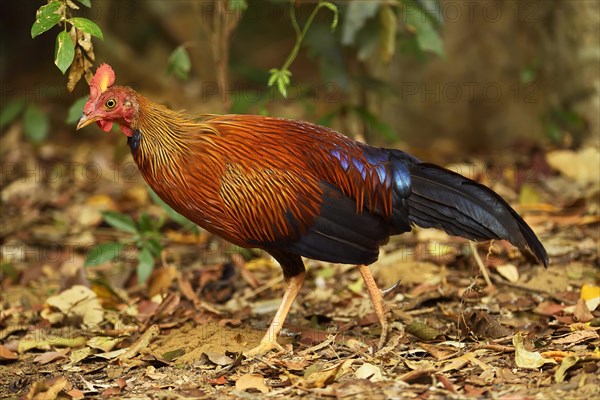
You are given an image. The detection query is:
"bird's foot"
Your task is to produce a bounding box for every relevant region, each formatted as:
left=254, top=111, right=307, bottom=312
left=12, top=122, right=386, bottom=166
left=244, top=338, right=285, bottom=358
left=376, top=303, right=392, bottom=350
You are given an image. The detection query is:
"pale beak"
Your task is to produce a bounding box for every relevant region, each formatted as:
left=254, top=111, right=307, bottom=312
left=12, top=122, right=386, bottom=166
left=76, top=114, right=101, bottom=130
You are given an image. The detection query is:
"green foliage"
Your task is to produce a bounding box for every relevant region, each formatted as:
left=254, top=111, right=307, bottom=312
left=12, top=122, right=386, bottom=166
left=55, top=30, right=75, bottom=74
left=85, top=211, right=165, bottom=285
left=544, top=107, right=586, bottom=143
left=23, top=104, right=50, bottom=143
left=0, top=99, right=51, bottom=144
left=31, top=0, right=104, bottom=75
left=66, top=96, right=89, bottom=124
left=167, top=45, right=192, bottom=80
left=85, top=242, right=124, bottom=267
left=402, top=2, right=444, bottom=57
left=341, top=1, right=380, bottom=45
left=268, top=0, right=339, bottom=98
left=0, top=99, right=25, bottom=129
left=228, top=0, right=247, bottom=11
left=68, top=17, right=103, bottom=39
left=85, top=187, right=200, bottom=284
left=260, top=0, right=444, bottom=141
left=31, top=1, right=63, bottom=38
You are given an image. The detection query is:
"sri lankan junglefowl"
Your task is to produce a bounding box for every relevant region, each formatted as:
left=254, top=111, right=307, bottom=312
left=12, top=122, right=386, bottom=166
left=77, top=64, right=548, bottom=355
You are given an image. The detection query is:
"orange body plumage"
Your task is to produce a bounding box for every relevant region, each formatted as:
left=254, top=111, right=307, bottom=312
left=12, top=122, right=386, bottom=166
left=78, top=64, right=548, bottom=354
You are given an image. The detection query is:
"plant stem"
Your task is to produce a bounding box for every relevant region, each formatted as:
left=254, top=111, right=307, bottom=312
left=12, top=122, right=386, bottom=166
left=281, top=0, right=333, bottom=72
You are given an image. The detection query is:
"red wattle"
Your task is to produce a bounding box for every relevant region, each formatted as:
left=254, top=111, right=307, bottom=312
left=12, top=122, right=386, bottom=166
left=119, top=125, right=134, bottom=137
left=97, top=120, right=113, bottom=132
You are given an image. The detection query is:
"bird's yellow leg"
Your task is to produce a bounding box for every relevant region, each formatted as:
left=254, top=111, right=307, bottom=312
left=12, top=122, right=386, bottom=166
left=357, top=264, right=390, bottom=349
left=245, top=271, right=306, bottom=356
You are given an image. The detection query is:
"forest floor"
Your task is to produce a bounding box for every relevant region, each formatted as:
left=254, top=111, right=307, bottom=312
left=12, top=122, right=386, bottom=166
left=1, top=123, right=599, bottom=399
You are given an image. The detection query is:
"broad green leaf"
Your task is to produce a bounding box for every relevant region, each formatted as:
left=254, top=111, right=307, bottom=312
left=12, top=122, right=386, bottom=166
left=102, top=211, right=138, bottom=234
left=341, top=1, right=380, bottom=46
left=77, top=0, right=92, bottom=8
left=137, top=246, right=155, bottom=284
left=404, top=3, right=444, bottom=56
left=0, top=99, right=25, bottom=129
left=31, top=1, right=63, bottom=38
left=23, top=104, right=49, bottom=143
left=55, top=30, right=75, bottom=74
left=85, top=241, right=123, bottom=266
left=68, top=17, right=103, bottom=39
left=66, top=96, right=89, bottom=124
left=166, top=46, right=191, bottom=80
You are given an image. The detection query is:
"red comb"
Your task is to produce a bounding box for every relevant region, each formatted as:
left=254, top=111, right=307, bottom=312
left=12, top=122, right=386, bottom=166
left=89, top=63, right=115, bottom=99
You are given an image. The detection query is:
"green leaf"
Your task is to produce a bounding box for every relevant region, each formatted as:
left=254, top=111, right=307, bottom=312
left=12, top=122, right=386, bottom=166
left=228, top=0, right=247, bottom=11
left=102, top=211, right=138, bottom=234
left=166, top=46, right=191, bottom=80
left=137, top=246, right=155, bottom=284
left=404, top=3, right=444, bottom=56
left=85, top=241, right=123, bottom=266
left=268, top=68, right=292, bottom=98
left=138, top=212, right=154, bottom=234
left=68, top=17, right=103, bottom=39
left=31, top=1, right=63, bottom=38
left=341, top=1, right=380, bottom=46
left=66, top=96, right=89, bottom=124
left=0, top=99, right=25, bottom=129
left=54, top=30, right=75, bottom=74
left=77, top=0, right=92, bottom=8
left=144, top=238, right=163, bottom=257
left=23, top=104, right=49, bottom=143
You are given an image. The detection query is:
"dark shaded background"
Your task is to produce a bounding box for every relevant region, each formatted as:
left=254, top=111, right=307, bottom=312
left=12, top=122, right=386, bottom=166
left=1, top=0, right=598, bottom=158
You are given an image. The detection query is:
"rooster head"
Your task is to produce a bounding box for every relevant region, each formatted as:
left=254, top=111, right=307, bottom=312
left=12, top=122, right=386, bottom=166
left=76, top=63, right=138, bottom=137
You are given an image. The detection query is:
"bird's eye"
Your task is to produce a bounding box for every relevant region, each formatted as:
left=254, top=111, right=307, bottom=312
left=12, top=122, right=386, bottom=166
left=105, top=99, right=117, bottom=109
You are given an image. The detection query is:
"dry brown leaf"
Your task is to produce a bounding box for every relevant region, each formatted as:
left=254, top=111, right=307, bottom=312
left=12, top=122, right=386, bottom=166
left=87, top=336, right=122, bottom=352
left=573, top=298, right=594, bottom=323
left=148, top=265, right=177, bottom=297
left=302, top=359, right=353, bottom=388
left=42, top=285, right=104, bottom=327
left=0, top=344, right=18, bottom=360
left=235, top=373, right=269, bottom=393
left=145, top=365, right=168, bottom=380
left=513, top=333, right=557, bottom=369
left=441, top=353, right=472, bottom=372
left=546, top=147, right=600, bottom=187
left=24, top=376, right=69, bottom=400
left=118, top=325, right=160, bottom=362
left=355, top=363, right=383, bottom=382
left=34, top=348, right=70, bottom=365
left=554, top=355, right=580, bottom=383
left=496, top=264, right=520, bottom=283
left=553, top=330, right=599, bottom=346
left=418, top=343, right=457, bottom=360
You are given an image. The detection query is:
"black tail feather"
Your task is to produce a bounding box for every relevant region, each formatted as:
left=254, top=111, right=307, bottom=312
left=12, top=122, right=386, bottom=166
left=403, top=161, right=548, bottom=266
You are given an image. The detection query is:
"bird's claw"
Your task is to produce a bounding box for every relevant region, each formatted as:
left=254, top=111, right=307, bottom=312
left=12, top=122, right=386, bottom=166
left=244, top=339, right=285, bottom=358
left=380, top=281, right=401, bottom=297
